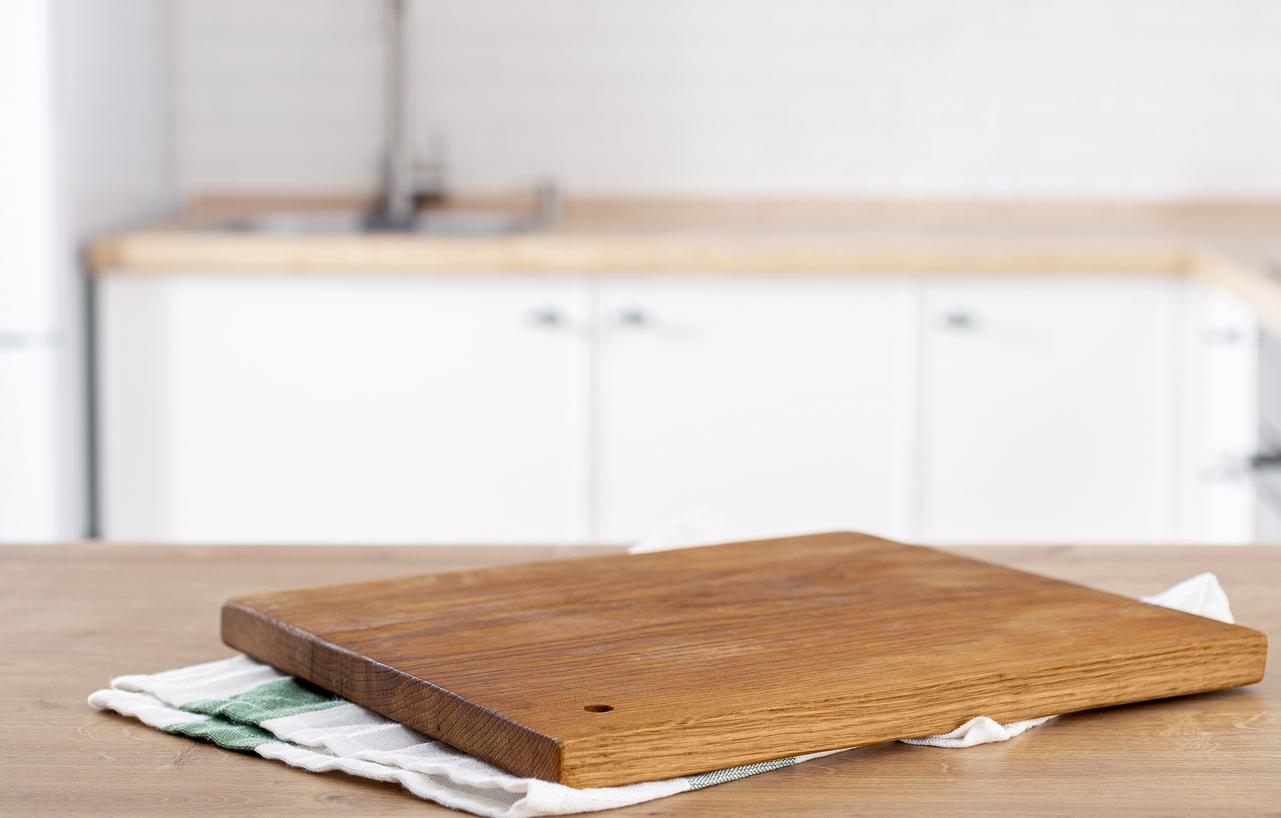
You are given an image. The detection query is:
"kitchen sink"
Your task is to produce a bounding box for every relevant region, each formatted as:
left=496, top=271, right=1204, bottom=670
left=210, top=208, right=543, bottom=237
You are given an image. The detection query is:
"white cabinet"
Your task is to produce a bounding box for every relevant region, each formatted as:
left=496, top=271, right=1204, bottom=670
left=595, top=277, right=916, bottom=543
left=99, top=271, right=1256, bottom=546
left=917, top=277, right=1181, bottom=543
left=100, top=274, right=589, bottom=543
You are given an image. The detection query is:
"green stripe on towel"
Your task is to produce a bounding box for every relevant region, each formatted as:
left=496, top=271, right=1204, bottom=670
left=163, top=717, right=279, bottom=751
left=183, top=678, right=345, bottom=724
left=688, top=756, right=798, bottom=789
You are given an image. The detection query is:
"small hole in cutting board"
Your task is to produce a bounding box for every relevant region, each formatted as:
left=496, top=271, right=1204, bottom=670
left=583, top=704, right=614, bottom=713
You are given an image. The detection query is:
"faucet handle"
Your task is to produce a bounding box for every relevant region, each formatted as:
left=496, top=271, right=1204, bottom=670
left=533, top=179, right=562, bottom=228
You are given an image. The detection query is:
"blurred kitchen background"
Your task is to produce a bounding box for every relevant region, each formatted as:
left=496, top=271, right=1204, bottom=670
left=4, top=0, right=1280, bottom=546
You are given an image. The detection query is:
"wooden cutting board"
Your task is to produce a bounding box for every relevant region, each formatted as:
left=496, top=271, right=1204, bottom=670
left=221, top=532, right=1267, bottom=787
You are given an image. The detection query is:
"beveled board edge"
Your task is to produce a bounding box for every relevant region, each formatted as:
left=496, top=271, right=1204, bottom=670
left=221, top=600, right=564, bottom=781
left=557, top=629, right=1268, bottom=786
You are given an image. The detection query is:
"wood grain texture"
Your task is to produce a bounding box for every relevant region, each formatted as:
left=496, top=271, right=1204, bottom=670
left=220, top=533, right=1267, bottom=787
left=4, top=542, right=1280, bottom=817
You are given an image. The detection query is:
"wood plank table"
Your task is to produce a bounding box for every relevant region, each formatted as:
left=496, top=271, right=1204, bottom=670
left=2, top=543, right=1278, bottom=816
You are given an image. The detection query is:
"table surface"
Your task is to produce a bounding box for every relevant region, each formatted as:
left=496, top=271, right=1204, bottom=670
left=3, top=542, right=1278, bottom=817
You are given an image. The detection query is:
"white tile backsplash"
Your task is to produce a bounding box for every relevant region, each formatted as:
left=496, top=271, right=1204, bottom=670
left=175, top=0, right=1281, bottom=198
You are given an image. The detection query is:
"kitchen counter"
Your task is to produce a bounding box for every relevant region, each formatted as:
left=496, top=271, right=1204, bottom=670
left=3, top=542, right=1278, bottom=817
left=88, top=197, right=1281, bottom=333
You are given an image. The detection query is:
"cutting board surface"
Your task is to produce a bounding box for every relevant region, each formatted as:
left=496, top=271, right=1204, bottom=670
left=222, top=532, right=1267, bottom=787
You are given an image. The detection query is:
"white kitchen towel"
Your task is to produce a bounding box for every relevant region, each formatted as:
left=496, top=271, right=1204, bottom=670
left=86, top=572, right=1233, bottom=817
left=629, top=508, right=743, bottom=553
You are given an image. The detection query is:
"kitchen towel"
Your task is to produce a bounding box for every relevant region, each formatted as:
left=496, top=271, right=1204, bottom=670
left=87, top=572, right=1233, bottom=818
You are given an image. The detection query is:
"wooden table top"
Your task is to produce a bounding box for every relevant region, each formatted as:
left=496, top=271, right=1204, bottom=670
left=3, top=542, right=1278, bottom=816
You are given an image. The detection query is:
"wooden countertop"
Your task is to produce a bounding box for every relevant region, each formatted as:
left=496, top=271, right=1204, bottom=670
left=3, top=542, right=1278, bottom=816
left=89, top=197, right=1281, bottom=333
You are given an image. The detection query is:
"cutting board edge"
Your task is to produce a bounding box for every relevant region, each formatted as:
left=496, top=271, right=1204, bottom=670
left=220, top=598, right=566, bottom=782
left=554, top=628, right=1268, bottom=787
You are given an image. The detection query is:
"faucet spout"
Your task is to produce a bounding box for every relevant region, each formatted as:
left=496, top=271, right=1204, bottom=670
left=369, top=0, right=417, bottom=230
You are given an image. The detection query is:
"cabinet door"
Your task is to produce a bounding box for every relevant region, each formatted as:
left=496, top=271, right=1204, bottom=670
left=919, top=277, right=1179, bottom=544
left=101, top=274, right=588, bottom=543
left=596, top=277, right=917, bottom=544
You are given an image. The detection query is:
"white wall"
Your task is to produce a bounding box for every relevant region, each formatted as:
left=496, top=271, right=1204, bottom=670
left=176, top=0, right=1281, bottom=198
left=57, top=0, right=178, bottom=237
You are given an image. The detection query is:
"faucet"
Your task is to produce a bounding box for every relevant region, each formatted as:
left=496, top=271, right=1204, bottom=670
left=365, top=0, right=559, bottom=232
left=366, top=0, right=420, bottom=230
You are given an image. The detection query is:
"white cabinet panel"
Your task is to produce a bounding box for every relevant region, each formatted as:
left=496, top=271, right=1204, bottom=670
left=101, top=274, right=588, bottom=543
left=919, top=277, right=1179, bottom=544
left=596, top=277, right=917, bottom=544
left=1179, top=282, right=1257, bottom=543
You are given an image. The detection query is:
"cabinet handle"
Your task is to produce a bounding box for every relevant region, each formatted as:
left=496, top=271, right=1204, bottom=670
left=940, top=310, right=976, bottom=331
left=0, top=331, right=59, bottom=349
left=1249, top=451, right=1281, bottom=471
left=1203, top=328, right=1246, bottom=345
left=615, top=307, right=649, bottom=327
left=529, top=307, right=564, bottom=328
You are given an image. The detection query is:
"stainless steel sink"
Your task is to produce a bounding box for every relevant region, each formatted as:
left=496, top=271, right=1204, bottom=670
left=211, top=209, right=543, bottom=237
